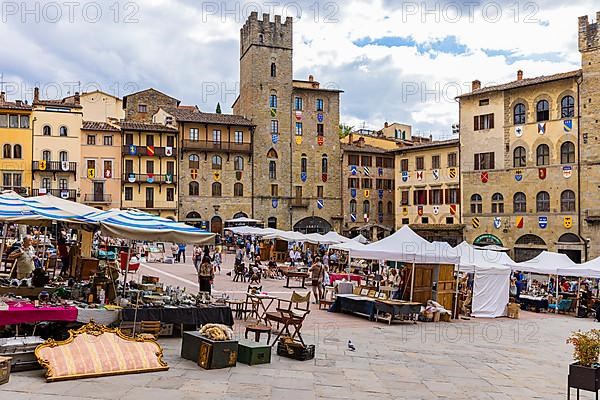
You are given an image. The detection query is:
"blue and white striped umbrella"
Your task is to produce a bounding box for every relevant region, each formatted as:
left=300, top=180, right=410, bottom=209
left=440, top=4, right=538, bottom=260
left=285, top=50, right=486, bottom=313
left=0, top=191, right=93, bottom=225
left=84, top=209, right=215, bottom=244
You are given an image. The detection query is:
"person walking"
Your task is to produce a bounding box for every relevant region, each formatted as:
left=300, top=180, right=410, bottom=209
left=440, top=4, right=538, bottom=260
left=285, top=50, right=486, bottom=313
left=178, top=243, right=187, bottom=263
left=213, top=246, right=222, bottom=274
left=171, top=243, right=179, bottom=262
left=309, top=257, right=325, bottom=304
left=193, top=245, right=202, bottom=272
left=198, top=256, right=214, bottom=294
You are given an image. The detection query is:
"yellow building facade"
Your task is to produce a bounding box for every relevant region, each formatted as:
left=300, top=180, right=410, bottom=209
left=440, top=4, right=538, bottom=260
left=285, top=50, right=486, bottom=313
left=0, top=92, right=32, bottom=194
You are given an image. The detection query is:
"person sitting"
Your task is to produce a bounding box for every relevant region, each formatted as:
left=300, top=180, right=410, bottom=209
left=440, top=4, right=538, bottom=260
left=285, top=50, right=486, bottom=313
left=249, top=256, right=262, bottom=284
left=8, top=236, right=36, bottom=280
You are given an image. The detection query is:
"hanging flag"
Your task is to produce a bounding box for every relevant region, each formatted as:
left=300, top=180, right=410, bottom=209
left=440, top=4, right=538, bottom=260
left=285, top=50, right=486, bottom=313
left=515, top=126, right=523, bottom=137
left=402, top=206, right=408, bottom=216
left=128, top=145, right=137, bottom=155
left=363, top=166, right=370, bottom=176
left=538, top=167, right=547, bottom=180
left=417, top=206, right=423, bottom=216
left=39, top=160, right=47, bottom=170
left=472, top=217, right=480, bottom=229
left=563, top=165, right=572, bottom=179
left=564, top=119, right=573, bottom=133
left=416, top=171, right=423, bottom=181
left=104, top=168, right=112, bottom=179
left=378, top=167, right=383, bottom=176
left=87, top=168, right=95, bottom=179
left=448, top=168, right=457, bottom=179
left=350, top=188, right=357, bottom=198
left=272, top=134, right=279, bottom=144
left=350, top=165, right=357, bottom=175
left=213, top=171, right=221, bottom=181
left=433, top=205, right=439, bottom=215
left=401, top=171, right=409, bottom=182
left=564, top=216, right=573, bottom=229
left=432, top=169, right=440, bottom=180
left=537, top=122, right=546, bottom=135
left=147, top=145, right=155, bottom=156
left=538, top=216, right=548, bottom=229
left=61, top=160, right=69, bottom=171
left=317, top=136, right=324, bottom=146
left=60, top=190, right=69, bottom=199
left=449, top=204, right=456, bottom=215
left=147, top=173, right=154, bottom=183
left=270, top=108, right=277, bottom=117
left=295, top=136, right=302, bottom=145
left=350, top=213, right=356, bottom=222
left=127, top=173, right=136, bottom=183
left=295, top=111, right=302, bottom=121
left=378, top=189, right=384, bottom=199
left=516, top=216, right=524, bottom=229
left=515, top=169, right=523, bottom=182
left=364, top=189, right=370, bottom=198
left=322, top=173, right=328, bottom=182
left=301, top=172, right=307, bottom=182
left=317, top=113, right=324, bottom=123
left=165, top=174, right=173, bottom=184
left=317, top=199, right=324, bottom=209
left=363, top=214, right=369, bottom=223
left=190, top=169, right=198, bottom=180
left=480, top=171, right=489, bottom=183
left=272, top=198, right=278, bottom=208
left=493, top=217, right=501, bottom=229
left=165, top=146, right=173, bottom=156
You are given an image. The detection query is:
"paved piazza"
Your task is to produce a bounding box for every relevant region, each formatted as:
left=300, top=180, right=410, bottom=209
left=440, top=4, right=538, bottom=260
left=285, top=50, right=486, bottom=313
left=3, top=254, right=594, bottom=400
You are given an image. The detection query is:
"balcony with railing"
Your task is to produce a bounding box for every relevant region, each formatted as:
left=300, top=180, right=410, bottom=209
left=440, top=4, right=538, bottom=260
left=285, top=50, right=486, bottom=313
left=122, top=173, right=177, bottom=184
left=83, top=193, right=112, bottom=204
left=121, top=145, right=177, bottom=157
left=31, top=188, right=77, bottom=200
left=32, top=161, right=77, bottom=173
left=182, top=140, right=251, bottom=154
left=585, top=209, right=600, bottom=223
left=1, top=186, right=29, bottom=196
left=121, top=200, right=177, bottom=210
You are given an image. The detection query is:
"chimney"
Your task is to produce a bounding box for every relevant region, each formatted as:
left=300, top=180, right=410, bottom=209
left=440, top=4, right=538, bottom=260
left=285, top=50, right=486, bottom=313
left=472, top=80, right=481, bottom=91
left=15, top=100, right=22, bottom=106
left=517, top=70, right=523, bottom=81
left=74, top=92, right=80, bottom=105
left=357, top=137, right=365, bottom=147
left=384, top=121, right=389, bottom=128
left=34, top=87, right=40, bottom=102
left=308, top=75, right=314, bottom=82
left=0, top=92, right=5, bottom=102
left=348, top=133, right=353, bottom=144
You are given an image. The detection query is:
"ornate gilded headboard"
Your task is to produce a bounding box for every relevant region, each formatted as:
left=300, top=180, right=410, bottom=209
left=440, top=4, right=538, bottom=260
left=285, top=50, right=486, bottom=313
left=35, top=322, right=169, bottom=382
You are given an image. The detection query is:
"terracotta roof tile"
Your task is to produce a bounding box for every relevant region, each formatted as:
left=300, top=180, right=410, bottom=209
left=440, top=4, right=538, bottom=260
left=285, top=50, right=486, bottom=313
left=82, top=121, right=120, bottom=132
left=0, top=101, right=31, bottom=111
left=162, top=106, right=254, bottom=127
left=117, top=121, right=178, bottom=133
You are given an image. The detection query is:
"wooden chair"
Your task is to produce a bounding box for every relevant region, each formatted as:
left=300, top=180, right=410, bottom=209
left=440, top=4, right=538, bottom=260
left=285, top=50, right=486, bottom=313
left=265, top=291, right=311, bottom=331
left=243, top=285, right=262, bottom=321
left=139, top=321, right=161, bottom=339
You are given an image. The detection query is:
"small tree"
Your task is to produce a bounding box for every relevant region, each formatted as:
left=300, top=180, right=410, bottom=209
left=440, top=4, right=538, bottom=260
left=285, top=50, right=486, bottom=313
left=567, top=329, right=600, bottom=367
left=216, top=102, right=222, bottom=114
left=339, top=123, right=354, bottom=139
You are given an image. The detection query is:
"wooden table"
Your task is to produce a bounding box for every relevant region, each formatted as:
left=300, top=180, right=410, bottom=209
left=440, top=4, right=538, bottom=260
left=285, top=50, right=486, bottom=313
left=247, top=294, right=278, bottom=325
left=284, top=271, right=309, bottom=289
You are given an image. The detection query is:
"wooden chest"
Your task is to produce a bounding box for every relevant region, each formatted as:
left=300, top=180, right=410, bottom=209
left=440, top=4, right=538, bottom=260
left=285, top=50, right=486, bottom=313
left=237, top=340, right=271, bottom=366
left=0, top=356, right=12, bottom=385
left=181, top=331, right=204, bottom=362
left=197, top=336, right=238, bottom=370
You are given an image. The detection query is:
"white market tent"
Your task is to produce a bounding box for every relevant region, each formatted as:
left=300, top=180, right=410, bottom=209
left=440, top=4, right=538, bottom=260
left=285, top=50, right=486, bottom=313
left=263, top=230, right=308, bottom=243
left=322, top=231, right=352, bottom=244
left=516, top=251, right=576, bottom=275
left=303, top=233, right=341, bottom=245
left=225, top=217, right=261, bottom=224
left=557, top=257, right=600, bottom=278
left=352, top=234, right=369, bottom=244
left=330, top=240, right=366, bottom=252
left=226, top=226, right=281, bottom=237
left=0, top=191, right=94, bottom=225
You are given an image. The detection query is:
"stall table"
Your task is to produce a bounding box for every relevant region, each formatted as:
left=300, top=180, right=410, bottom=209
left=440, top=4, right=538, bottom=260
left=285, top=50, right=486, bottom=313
left=120, top=305, right=234, bottom=327
left=374, top=300, right=422, bottom=325
left=519, top=295, right=549, bottom=312
left=284, top=271, right=309, bottom=289
left=0, top=302, right=77, bottom=325
left=330, top=294, right=422, bottom=323
left=76, top=307, right=120, bottom=325
left=329, top=273, right=362, bottom=285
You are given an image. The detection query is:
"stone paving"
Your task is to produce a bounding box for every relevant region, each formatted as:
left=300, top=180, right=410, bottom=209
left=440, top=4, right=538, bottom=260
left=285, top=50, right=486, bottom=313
left=2, top=253, right=597, bottom=399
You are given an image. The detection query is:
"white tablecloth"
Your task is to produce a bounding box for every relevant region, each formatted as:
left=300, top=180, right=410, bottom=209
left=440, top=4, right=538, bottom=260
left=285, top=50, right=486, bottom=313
left=76, top=308, right=120, bottom=325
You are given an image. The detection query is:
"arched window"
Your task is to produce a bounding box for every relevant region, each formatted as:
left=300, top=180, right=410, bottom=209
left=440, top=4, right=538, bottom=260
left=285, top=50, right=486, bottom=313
left=536, top=144, right=549, bottom=166
left=514, top=103, right=526, bottom=124
left=42, top=125, right=51, bottom=136
left=267, top=148, right=278, bottom=159
left=234, top=183, right=243, bottom=197
left=349, top=199, right=357, bottom=214
left=377, top=201, right=383, bottom=215
left=470, top=193, right=482, bottom=214
left=513, top=146, right=526, bottom=167
left=561, top=141, right=575, bottom=164
left=363, top=200, right=370, bottom=216
left=3, top=144, right=11, bottom=159
left=212, top=182, right=222, bottom=197
left=189, top=154, right=199, bottom=169
left=387, top=201, right=393, bottom=215
left=212, top=155, right=222, bottom=170
left=269, top=161, right=277, bottom=179
left=189, top=181, right=199, bottom=196
left=234, top=156, right=243, bottom=171
left=301, top=154, right=307, bottom=174
left=59, top=126, right=68, bottom=136
left=322, top=154, right=328, bottom=174
left=514, top=192, right=526, bottom=213
left=561, top=95, right=575, bottom=118
left=59, top=151, right=68, bottom=162
left=491, top=193, right=504, bottom=213
left=42, top=150, right=51, bottom=161
left=536, top=100, right=549, bottom=122
left=13, top=144, right=21, bottom=159
left=561, top=190, right=576, bottom=212
left=536, top=191, right=550, bottom=212
left=270, top=63, right=276, bottom=77
left=186, top=211, right=201, bottom=220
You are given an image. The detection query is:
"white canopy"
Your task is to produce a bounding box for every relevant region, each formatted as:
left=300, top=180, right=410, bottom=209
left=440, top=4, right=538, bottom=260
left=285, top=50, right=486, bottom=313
left=330, top=240, right=366, bottom=252
left=303, top=233, right=340, bottom=245
left=225, top=217, right=261, bottom=224
left=348, top=226, right=460, bottom=264
left=263, top=230, right=307, bottom=243
left=0, top=191, right=93, bottom=225
left=455, top=241, right=517, bottom=272
left=475, top=244, right=510, bottom=252
left=322, top=231, right=351, bottom=243
left=557, top=256, right=600, bottom=278
left=226, top=226, right=281, bottom=237
left=352, top=234, right=369, bottom=244
left=516, top=251, right=576, bottom=275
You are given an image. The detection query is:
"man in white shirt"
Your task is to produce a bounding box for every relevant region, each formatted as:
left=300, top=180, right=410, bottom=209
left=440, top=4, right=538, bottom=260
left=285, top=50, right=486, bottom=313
left=289, top=248, right=296, bottom=266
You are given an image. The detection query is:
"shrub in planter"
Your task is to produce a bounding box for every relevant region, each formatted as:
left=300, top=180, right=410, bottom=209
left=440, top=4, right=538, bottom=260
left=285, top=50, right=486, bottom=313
left=567, top=330, right=600, bottom=392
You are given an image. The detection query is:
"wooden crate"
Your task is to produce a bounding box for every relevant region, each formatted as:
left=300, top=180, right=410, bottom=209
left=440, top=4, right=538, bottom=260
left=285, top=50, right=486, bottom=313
left=0, top=356, right=13, bottom=385
left=198, top=336, right=238, bottom=370
left=237, top=340, right=271, bottom=366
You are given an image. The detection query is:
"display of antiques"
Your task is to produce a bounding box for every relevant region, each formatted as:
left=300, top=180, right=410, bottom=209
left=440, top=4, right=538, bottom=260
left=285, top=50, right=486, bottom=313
left=0, top=336, right=45, bottom=371
left=199, top=323, right=233, bottom=341
left=276, top=335, right=315, bottom=361
left=35, top=322, right=169, bottom=382
left=181, top=330, right=238, bottom=370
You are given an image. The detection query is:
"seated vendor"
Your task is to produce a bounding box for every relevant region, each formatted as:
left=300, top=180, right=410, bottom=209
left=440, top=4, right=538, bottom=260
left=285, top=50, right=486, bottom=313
left=9, top=235, right=36, bottom=279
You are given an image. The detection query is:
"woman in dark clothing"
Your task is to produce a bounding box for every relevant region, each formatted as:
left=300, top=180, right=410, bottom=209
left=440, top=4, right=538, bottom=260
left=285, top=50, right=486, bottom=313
left=198, top=256, right=214, bottom=294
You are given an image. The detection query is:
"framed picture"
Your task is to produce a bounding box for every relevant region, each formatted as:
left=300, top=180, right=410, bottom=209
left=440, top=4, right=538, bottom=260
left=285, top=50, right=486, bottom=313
left=378, top=292, right=387, bottom=299
left=360, top=288, right=369, bottom=296
left=367, top=290, right=377, bottom=297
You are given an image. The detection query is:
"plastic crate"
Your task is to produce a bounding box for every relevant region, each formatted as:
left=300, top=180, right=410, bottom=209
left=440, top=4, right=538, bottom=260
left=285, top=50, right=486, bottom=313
left=276, top=341, right=315, bottom=361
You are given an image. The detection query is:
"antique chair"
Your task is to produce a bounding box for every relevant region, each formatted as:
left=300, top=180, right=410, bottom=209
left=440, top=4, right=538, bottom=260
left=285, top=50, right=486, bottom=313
left=265, top=291, right=311, bottom=331
left=139, top=321, right=162, bottom=339
left=243, top=285, right=262, bottom=321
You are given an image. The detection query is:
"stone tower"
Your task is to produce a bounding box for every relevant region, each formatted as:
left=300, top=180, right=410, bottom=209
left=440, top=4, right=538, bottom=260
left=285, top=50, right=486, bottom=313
left=234, top=12, right=295, bottom=228
left=579, top=12, right=600, bottom=258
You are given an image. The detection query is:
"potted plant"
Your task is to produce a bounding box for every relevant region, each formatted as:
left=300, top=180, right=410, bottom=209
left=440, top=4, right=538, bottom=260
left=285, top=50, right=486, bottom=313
left=567, top=329, right=600, bottom=392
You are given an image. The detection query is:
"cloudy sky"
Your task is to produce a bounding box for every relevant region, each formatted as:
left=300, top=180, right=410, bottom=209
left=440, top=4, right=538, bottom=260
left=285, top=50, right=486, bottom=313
left=0, top=0, right=595, bottom=138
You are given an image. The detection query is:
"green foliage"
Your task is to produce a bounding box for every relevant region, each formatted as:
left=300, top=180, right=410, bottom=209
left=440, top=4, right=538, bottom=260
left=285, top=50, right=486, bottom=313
left=339, top=123, right=354, bottom=139
left=216, top=102, right=222, bottom=114
left=567, top=329, right=600, bottom=367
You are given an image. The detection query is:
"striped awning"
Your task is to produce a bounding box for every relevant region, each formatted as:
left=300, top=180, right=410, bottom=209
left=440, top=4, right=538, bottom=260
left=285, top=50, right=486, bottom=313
left=0, top=191, right=94, bottom=225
